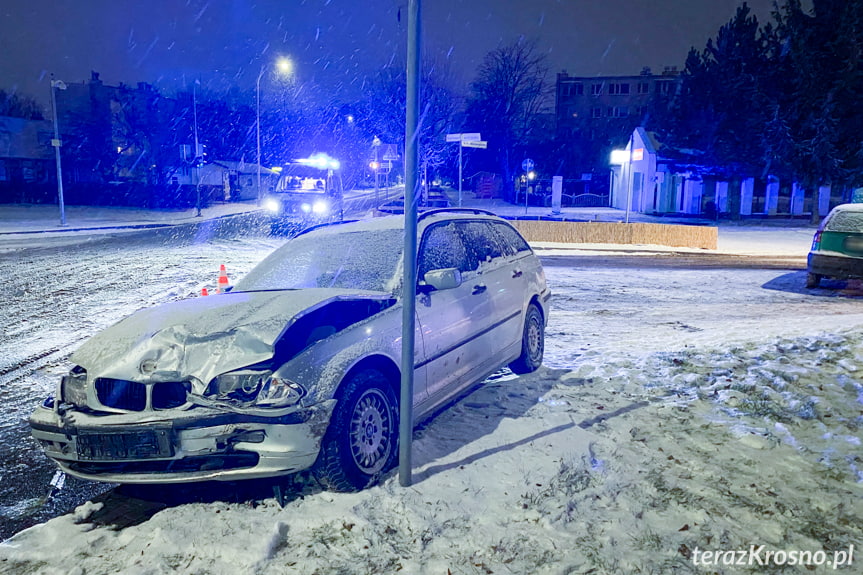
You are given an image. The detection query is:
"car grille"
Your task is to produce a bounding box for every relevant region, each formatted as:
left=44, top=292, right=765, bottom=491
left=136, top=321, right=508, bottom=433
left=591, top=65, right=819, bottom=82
left=95, top=378, right=191, bottom=411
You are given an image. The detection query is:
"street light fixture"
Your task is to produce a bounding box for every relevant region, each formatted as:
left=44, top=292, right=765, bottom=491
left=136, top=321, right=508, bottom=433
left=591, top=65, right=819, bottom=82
left=257, top=56, right=294, bottom=205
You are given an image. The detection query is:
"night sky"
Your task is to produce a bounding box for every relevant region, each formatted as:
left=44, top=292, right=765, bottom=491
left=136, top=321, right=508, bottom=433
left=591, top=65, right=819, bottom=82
left=2, top=0, right=784, bottom=104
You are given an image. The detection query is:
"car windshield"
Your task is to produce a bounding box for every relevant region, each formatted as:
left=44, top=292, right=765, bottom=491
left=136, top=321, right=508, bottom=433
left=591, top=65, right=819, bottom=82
left=235, top=228, right=405, bottom=292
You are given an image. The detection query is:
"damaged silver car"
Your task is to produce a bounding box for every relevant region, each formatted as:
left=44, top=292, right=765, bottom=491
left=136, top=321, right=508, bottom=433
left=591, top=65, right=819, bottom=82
left=30, top=209, right=550, bottom=491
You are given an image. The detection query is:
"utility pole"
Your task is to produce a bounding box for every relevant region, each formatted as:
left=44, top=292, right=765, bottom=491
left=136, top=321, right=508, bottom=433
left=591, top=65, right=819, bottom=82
left=193, top=80, right=202, bottom=217
left=50, top=76, right=67, bottom=227
left=399, top=0, right=421, bottom=488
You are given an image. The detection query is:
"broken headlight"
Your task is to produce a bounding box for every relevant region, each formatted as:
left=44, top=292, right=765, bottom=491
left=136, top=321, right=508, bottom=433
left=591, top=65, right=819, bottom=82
left=60, top=367, right=88, bottom=406
left=211, top=370, right=307, bottom=408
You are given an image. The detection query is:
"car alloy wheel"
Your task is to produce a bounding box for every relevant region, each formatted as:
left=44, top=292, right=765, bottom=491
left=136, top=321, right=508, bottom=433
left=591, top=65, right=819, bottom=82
left=349, top=388, right=393, bottom=475
left=313, top=368, right=398, bottom=492
left=509, top=303, right=544, bottom=374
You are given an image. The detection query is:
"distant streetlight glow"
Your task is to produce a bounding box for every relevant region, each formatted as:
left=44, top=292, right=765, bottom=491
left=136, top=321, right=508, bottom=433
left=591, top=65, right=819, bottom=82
left=276, top=57, right=294, bottom=75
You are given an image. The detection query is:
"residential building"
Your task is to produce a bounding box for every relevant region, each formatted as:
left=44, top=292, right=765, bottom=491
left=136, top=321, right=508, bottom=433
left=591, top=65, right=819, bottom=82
left=0, top=116, right=54, bottom=203
left=555, top=67, right=681, bottom=184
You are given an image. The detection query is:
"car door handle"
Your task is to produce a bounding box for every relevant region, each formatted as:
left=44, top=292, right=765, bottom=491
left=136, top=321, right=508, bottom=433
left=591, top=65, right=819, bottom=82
left=472, top=284, right=487, bottom=295
left=512, top=269, right=523, bottom=278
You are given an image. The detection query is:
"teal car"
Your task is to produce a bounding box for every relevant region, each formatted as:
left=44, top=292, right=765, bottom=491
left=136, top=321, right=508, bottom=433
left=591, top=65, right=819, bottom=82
left=807, top=203, right=863, bottom=288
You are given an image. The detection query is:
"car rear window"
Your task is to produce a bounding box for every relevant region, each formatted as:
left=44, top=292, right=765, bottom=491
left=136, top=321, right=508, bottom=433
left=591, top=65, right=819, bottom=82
left=824, top=210, right=863, bottom=233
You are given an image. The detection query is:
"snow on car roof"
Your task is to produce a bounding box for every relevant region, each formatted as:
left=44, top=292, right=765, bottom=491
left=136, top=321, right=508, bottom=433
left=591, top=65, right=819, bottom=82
left=297, top=210, right=506, bottom=239
left=829, top=203, right=863, bottom=213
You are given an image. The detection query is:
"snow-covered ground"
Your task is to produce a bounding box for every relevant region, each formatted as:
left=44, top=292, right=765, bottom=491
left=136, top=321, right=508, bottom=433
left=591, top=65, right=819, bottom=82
left=2, top=201, right=858, bottom=574
left=2, top=257, right=861, bottom=574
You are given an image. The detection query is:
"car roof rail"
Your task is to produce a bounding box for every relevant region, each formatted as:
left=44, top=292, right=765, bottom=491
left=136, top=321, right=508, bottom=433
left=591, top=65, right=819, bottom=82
left=417, top=207, right=498, bottom=222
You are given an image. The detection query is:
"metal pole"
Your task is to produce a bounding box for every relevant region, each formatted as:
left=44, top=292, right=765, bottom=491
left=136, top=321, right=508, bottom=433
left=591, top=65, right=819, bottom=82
left=256, top=67, right=264, bottom=206
left=372, top=136, right=381, bottom=207
left=194, top=81, right=202, bottom=217
left=50, top=77, right=66, bottom=227
left=625, top=132, right=634, bottom=224
left=374, top=145, right=379, bottom=207
left=399, top=0, right=421, bottom=488
left=458, top=141, right=462, bottom=207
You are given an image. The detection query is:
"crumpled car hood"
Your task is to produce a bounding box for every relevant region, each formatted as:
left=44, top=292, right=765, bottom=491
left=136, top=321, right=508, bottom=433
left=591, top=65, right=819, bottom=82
left=72, top=288, right=388, bottom=390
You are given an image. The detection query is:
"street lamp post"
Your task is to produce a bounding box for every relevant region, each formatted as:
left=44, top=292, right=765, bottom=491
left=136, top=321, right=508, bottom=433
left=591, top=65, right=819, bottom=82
left=256, top=66, right=264, bottom=206
left=50, top=76, right=67, bottom=226
left=193, top=80, right=202, bottom=217
left=256, top=57, right=294, bottom=206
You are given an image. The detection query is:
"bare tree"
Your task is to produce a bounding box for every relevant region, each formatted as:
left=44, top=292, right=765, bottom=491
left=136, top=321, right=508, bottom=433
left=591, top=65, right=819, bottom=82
left=0, top=89, right=44, bottom=120
left=362, top=57, right=460, bottom=184
left=464, top=38, right=550, bottom=199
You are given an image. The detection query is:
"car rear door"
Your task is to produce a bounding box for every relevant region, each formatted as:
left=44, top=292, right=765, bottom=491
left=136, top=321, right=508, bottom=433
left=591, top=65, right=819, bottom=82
left=458, top=220, right=526, bottom=367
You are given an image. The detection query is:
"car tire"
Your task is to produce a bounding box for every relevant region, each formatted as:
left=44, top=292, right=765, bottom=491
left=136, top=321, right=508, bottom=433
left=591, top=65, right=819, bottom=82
left=509, top=303, right=544, bottom=374
left=313, top=368, right=399, bottom=492
left=806, top=272, right=822, bottom=288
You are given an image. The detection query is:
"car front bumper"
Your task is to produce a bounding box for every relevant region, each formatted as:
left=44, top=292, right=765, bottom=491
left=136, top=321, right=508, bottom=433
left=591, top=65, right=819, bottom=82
left=29, top=400, right=336, bottom=484
left=808, top=251, right=863, bottom=281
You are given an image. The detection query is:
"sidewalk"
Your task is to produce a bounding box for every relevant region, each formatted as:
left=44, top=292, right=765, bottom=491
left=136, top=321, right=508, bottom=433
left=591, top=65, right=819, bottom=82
left=0, top=201, right=264, bottom=235
left=449, top=190, right=815, bottom=257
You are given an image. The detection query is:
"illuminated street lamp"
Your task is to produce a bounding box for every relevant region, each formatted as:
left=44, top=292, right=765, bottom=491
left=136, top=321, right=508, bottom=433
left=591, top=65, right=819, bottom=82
left=257, top=57, right=294, bottom=204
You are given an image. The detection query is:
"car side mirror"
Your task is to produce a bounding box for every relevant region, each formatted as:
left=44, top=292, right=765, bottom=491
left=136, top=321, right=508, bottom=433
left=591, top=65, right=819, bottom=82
left=420, top=268, right=462, bottom=292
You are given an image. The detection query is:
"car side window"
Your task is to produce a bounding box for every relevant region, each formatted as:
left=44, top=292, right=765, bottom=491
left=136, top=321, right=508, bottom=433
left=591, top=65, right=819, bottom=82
left=458, top=221, right=506, bottom=267
left=493, top=222, right=531, bottom=255
left=418, top=222, right=475, bottom=279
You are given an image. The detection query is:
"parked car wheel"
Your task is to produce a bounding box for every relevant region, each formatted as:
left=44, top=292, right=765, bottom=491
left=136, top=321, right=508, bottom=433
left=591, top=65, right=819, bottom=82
left=509, top=303, right=544, bottom=374
left=314, top=368, right=398, bottom=492
left=806, top=272, right=822, bottom=289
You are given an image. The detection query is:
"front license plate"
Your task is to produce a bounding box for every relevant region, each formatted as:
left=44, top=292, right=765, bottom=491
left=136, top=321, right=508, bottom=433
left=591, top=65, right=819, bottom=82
left=76, top=428, right=175, bottom=461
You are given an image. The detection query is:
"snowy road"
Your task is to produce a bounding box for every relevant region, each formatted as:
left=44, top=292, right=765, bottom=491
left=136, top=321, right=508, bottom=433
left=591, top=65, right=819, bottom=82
left=1, top=226, right=861, bottom=544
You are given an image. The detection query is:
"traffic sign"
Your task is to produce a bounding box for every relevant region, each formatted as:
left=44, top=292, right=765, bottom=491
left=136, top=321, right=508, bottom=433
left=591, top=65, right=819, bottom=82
left=446, top=132, right=482, bottom=143
left=382, top=144, right=400, bottom=161
left=462, top=140, right=487, bottom=149
left=522, top=158, right=535, bottom=172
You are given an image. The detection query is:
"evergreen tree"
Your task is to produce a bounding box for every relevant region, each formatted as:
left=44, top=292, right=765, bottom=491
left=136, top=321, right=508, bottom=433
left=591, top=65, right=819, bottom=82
left=664, top=3, right=771, bottom=182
